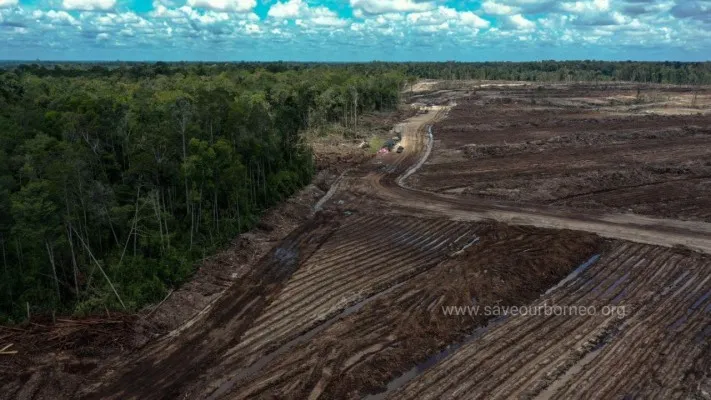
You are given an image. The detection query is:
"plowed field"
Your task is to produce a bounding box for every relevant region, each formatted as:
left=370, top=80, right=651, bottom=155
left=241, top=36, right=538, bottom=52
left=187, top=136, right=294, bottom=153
left=412, top=84, right=711, bottom=223
left=57, top=82, right=711, bottom=400
left=392, top=242, right=711, bottom=399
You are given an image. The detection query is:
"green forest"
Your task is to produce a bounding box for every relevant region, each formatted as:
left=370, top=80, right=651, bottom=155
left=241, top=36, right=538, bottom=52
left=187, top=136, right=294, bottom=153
left=0, top=64, right=407, bottom=321
left=1, top=60, right=709, bottom=321
left=4, top=60, right=711, bottom=84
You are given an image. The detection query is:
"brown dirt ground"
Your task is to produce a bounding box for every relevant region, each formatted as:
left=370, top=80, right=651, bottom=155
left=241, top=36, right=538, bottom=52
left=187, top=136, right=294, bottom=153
left=309, top=107, right=418, bottom=173
left=226, top=222, right=602, bottom=399
left=392, top=242, right=711, bottom=400
left=0, top=315, right=136, bottom=400
left=411, top=85, right=711, bottom=223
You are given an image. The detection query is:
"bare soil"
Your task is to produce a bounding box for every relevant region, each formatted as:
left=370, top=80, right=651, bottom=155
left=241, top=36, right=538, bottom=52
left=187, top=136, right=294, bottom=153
left=393, top=242, right=711, bottom=399
left=0, top=315, right=136, bottom=400
left=309, top=108, right=418, bottom=173
left=412, top=84, right=711, bottom=222
left=227, top=223, right=602, bottom=399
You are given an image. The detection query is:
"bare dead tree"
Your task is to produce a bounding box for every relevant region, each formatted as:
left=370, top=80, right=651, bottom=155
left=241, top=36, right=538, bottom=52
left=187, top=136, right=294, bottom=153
left=71, top=226, right=127, bottom=310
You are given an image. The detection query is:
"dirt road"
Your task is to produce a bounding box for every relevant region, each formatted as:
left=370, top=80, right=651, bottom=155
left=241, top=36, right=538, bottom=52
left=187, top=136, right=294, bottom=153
left=361, top=105, right=711, bottom=255
left=77, top=84, right=711, bottom=399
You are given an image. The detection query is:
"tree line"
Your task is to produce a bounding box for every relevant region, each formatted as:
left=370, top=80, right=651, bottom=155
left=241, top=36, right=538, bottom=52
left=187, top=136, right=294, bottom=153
left=7, top=60, right=711, bottom=85
left=400, top=61, right=711, bottom=85
left=0, top=65, right=406, bottom=321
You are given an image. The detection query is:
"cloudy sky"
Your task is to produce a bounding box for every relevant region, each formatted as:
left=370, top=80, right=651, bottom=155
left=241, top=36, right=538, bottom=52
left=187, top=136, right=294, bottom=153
left=0, top=0, right=709, bottom=61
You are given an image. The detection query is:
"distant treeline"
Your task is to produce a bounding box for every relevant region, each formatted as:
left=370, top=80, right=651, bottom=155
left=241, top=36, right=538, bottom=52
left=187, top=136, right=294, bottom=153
left=4, top=60, right=711, bottom=84
left=402, top=61, right=711, bottom=85
left=0, top=65, right=406, bottom=320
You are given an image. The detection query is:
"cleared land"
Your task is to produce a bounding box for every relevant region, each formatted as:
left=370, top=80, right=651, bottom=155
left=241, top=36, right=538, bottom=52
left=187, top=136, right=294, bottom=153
left=215, top=223, right=601, bottom=399
left=392, top=241, right=711, bottom=399
left=411, top=84, right=711, bottom=223
left=12, top=82, right=711, bottom=399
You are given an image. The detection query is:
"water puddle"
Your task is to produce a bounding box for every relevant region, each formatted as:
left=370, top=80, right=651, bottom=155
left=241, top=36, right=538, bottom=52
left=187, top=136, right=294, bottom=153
left=545, top=254, right=600, bottom=296
left=611, top=289, right=627, bottom=305
left=459, top=238, right=479, bottom=252
left=690, top=289, right=711, bottom=311
left=452, top=230, right=473, bottom=244
left=450, top=238, right=480, bottom=256
left=603, top=272, right=630, bottom=299
left=363, top=316, right=508, bottom=400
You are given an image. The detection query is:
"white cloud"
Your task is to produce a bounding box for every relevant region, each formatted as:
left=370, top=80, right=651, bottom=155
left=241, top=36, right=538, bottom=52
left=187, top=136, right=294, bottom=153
left=559, top=0, right=633, bottom=27
left=185, top=0, right=255, bottom=13
left=3, top=0, right=710, bottom=61
left=671, top=0, right=711, bottom=21
left=406, top=6, right=490, bottom=34
left=62, top=0, right=116, bottom=11
left=33, top=10, right=80, bottom=25
left=486, top=0, right=560, bottom=15
left=459, top=11, right=491, bottom=28
left=0, top=0, right=18, bottom=8
left=416, top=21, right=448, bottom=33
left=594, top=0, right=610, bottom=11
left=561, top=0, right=610, bottom=13
left=244, top=22, right=260, bottom=33
left=350, top=0, right=435, bottom=15
left=92, top=12, right=149, bottom=26
left=267, top=0, right=347, bottom=28
left=506, top=13, right=535, bottom=30
left=152, top=4, right=256, bottom=23
left=268, top=0, right=304, bottom=19
left=407, top=7, right=456, bottom=25
left=179, top=6, right=229, bottom=23
left=481, top=1, right=519, bottom=15
left=308, top=7, right=348, bottom=27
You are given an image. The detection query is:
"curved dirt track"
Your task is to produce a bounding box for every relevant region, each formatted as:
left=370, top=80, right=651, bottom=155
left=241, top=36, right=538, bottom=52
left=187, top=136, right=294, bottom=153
left=365, top=106, right=711, bottom=255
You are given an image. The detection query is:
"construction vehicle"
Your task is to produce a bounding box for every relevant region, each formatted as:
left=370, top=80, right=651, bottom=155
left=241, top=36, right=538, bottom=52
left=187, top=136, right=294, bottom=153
left=383, top=139, right=396, bottom=152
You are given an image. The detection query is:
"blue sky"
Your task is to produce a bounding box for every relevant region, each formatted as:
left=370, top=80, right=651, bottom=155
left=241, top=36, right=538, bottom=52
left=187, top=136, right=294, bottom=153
left=1, top=0, right=709, bottom=61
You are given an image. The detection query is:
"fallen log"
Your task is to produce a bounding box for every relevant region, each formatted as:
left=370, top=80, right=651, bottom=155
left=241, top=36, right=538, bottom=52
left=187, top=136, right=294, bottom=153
left=0, top=343, right=17, bottom=355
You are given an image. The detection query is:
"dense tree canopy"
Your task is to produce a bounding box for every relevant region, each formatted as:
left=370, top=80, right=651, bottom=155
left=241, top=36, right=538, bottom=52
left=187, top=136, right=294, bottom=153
left=0, top=64, right=406, bottom=320
left=3, top=60, right=710, bottom=85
